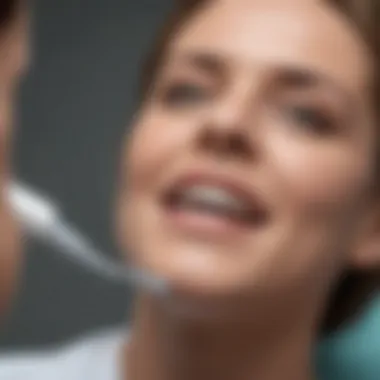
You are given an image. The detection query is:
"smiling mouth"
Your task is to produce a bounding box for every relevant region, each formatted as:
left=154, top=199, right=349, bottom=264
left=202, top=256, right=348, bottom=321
left=161, top=174, right=270, bottom=232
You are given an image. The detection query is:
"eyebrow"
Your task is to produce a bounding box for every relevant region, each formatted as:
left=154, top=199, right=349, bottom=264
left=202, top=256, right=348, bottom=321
left=167, top=51, right=356, bottom=108
left=274, top=66, right=354, bottom=104
left=167, top=51, right=225, bottom=78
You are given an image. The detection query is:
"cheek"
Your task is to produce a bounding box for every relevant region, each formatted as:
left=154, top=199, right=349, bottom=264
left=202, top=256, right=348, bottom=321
left=126, top=107, right=198, bottom=191
left=268, top=135, right=371, bottom=216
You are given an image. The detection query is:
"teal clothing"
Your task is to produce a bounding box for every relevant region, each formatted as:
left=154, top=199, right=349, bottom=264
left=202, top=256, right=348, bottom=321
left=317, top=295, right=380, bottom=380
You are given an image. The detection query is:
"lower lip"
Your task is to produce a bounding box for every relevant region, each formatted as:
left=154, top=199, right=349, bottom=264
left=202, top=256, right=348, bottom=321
left=163, top=206, right=252, bottom=238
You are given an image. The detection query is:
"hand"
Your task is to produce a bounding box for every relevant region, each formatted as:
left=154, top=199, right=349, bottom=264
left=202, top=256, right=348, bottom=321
left=0, top=9, right=29, bottom=319
left=0, top=98, right=22, bottom=319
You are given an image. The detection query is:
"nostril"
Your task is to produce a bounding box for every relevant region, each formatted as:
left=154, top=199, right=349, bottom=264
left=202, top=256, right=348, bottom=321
left=198, top=126, right=253, bottom=160
left=227, top=133, right=252, bottom=157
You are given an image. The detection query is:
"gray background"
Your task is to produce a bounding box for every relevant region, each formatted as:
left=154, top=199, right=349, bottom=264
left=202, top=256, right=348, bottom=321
left=0, top=0, right=173, bottom=349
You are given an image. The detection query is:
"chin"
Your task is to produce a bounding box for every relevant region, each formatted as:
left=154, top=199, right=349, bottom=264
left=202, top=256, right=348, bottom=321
left=119, top=195, right=277, bottom=318
left=125, top=237, right=261, bottom=319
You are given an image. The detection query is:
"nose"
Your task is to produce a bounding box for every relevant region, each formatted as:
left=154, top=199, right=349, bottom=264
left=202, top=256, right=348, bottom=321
left=196, top=89, right=256, bottom=161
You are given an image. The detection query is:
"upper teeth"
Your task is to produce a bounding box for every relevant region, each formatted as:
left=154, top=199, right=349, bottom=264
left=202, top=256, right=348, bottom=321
left=181, top=185, right=248, bottom=212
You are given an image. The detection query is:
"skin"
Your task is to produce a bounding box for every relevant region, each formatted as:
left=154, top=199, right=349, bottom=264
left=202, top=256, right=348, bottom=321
left=0, top=9, right=29, bottom=317
left=117, top=1, right=380, bottom=379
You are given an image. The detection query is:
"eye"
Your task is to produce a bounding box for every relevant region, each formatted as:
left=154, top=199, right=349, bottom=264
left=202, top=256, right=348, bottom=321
left=161, top=82, right=210, bottom=107
left=283, top=105, right=335, bottom=135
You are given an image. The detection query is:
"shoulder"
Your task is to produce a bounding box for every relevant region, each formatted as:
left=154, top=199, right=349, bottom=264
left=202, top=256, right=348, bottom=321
left=0, top=328, right=127, bottom=380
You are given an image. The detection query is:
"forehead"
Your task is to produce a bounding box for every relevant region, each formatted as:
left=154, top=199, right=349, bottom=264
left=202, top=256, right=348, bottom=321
left=168, top=0, right=372, bottom=95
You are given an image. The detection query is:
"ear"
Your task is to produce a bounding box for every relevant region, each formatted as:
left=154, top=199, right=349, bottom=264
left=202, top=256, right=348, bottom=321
left=351, top=204, right=380, bottom=270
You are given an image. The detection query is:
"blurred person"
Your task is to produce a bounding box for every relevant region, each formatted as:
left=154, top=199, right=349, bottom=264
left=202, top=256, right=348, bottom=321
left=0, top=0, right=28, bottom=318
left=0, top=0, right=380, bottom=379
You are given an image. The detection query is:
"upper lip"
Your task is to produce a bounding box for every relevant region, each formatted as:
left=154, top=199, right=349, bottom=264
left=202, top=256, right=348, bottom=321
left=162, top=169, right=269, bottom=219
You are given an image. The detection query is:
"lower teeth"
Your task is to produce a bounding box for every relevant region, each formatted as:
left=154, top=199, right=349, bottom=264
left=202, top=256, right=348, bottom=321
left=178, top=202, right=249, bottom=223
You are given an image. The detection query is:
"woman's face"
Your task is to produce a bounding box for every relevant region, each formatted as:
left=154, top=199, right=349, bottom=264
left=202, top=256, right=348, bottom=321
left=0, top=12, right=29, bottom=315
left=118, top=0, right=378, bottom=315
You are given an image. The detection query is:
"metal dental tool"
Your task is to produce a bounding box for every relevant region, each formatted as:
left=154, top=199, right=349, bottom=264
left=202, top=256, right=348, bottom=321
left=7, top=181, right=168, bottom=295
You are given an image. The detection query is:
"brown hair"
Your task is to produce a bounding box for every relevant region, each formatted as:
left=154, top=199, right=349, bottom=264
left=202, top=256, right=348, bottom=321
left=0, top=0, right=20, bottom=32
left=139, top=0, right=380, bottom=333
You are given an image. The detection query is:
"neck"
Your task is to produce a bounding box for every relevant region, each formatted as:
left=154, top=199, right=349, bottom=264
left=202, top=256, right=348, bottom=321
left=125, top=293, right=320, bottom=380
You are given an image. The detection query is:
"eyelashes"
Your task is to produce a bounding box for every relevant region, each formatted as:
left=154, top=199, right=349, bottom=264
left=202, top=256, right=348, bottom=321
left=155, top=79, right=340, bottom=136
left=280, top=104, right=337, bottom=136
left=160, top=82, right=211, bottom=108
